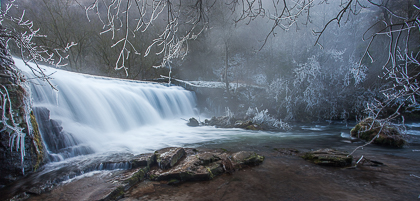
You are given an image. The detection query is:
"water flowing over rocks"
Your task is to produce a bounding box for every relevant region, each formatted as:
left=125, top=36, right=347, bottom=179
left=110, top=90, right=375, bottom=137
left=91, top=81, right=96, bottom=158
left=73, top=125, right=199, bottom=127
left=350, top=118, right=407, bottom=147
left=1, top=147, right=264, bottom=200
left=32, top=107, right=94, bottom=161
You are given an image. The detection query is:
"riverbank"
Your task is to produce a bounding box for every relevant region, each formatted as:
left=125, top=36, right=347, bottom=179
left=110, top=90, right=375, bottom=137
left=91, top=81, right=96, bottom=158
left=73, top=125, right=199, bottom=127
left=26, top=146, right=420, bottom=201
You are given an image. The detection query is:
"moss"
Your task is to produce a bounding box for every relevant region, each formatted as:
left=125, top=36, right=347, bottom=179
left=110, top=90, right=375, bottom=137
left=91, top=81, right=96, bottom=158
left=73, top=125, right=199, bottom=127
left=350, top=124, right=361, bottom=137
left=206, top=167, right=214, bottom=179
left=30, top=111, right=43, bottom=171
left=351, top=118, right=407, bottom=148
left=167, top=179, right=180, bottom=185
left=148, top=173, right=157, bottom=180
left=302, top=152, right=314, bottom=160
left=244, top=153, right=264, bottom=165
left=125, top=168, right=146, bottom=186
left=104, top=186, right=125, bottom=201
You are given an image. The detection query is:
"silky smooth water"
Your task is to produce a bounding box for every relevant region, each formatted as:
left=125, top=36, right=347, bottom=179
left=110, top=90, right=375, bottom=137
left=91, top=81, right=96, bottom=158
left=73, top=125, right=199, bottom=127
left=14, top=58, right=420, bottom=179
left=16, top=59, right=203, bottom=161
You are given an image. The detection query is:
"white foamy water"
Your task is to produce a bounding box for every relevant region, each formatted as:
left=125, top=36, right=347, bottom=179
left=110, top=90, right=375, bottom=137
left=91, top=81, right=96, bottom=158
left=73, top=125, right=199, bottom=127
left=16, top=58, right=217, bottom=160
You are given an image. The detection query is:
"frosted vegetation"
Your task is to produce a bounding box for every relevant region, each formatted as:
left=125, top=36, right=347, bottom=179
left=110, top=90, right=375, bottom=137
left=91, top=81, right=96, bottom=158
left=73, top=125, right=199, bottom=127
left=0, top=0, right=419, bottom=172
left=2, top=0, right=417, bottom=123
left=246, top=107, right=291, bottom=131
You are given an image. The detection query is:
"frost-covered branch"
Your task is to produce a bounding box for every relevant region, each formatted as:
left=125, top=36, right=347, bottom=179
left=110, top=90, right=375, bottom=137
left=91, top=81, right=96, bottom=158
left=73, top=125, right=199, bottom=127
left=1, top=0, right=76, bottom=88
left=85, top=0, right=209, bottom=74
left=0, top=0, right=75, bottom=174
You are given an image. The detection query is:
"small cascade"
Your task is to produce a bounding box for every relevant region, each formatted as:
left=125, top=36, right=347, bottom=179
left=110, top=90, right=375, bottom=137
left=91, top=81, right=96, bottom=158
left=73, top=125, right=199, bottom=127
left=15, top=59, right=197, bottom=162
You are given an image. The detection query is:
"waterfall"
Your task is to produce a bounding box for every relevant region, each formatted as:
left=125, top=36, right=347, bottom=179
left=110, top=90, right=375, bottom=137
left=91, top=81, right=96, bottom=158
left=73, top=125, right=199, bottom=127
left=15, top=59, right=197, bottom=161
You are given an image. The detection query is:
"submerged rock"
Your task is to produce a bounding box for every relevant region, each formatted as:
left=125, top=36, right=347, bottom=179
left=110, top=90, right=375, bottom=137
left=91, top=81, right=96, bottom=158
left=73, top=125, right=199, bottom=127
left=350, top=118, right=406, bottom=148
left=302, top=148, right=352, bottom=167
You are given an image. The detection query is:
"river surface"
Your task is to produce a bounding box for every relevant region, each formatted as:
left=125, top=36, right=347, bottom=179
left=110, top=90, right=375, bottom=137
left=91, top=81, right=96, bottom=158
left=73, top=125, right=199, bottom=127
left=7, top=58, right=420, bottom=200
left=21, top=120, right=420, bottom=185
left=5, top=121, right=419, bottom=201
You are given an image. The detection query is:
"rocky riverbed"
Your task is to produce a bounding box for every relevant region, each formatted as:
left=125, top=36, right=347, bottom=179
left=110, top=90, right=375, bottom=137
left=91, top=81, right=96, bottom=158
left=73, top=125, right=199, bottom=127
left=3, top=144, right=419, bottom=201
left=1, top=147, right=265, bottom=201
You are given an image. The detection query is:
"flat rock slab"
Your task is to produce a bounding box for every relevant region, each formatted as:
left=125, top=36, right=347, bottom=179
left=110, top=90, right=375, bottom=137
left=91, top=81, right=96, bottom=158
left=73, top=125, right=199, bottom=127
left=232, top=151, right=265, bottom=167
left=302, top=148, right=353, bottom=167
left=25, top=166, right=148, bottom=201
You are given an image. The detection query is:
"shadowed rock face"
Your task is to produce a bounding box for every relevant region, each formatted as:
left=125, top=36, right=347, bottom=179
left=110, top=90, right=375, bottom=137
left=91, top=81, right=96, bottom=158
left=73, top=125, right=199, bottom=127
left=155, top=147, right=186, bottom=170
left=32, top=107, right=94, bottom=161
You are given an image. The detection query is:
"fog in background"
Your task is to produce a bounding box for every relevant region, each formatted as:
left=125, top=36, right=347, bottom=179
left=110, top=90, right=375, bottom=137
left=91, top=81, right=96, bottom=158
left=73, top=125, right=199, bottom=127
left=5, top=0, right=419, bottom=121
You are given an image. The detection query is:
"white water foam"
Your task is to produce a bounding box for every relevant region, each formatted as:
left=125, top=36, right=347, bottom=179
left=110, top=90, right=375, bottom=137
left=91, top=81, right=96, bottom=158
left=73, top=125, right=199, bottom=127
left=15, top=58, right=207, bottom=160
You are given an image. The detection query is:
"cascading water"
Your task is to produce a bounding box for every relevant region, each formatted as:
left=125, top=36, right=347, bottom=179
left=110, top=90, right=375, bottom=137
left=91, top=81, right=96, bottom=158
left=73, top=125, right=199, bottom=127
left=15, top=58, right=198, bottom=162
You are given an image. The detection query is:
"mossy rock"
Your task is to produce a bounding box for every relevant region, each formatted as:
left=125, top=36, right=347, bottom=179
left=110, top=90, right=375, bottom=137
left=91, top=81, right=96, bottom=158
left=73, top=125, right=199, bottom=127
left=302, top=148, right=352, bottom=167
left=350, top=118, right=406, bottom=148
left=232, top=151, right=265, bottom=167
left=30, top=111, right=45, bottom=171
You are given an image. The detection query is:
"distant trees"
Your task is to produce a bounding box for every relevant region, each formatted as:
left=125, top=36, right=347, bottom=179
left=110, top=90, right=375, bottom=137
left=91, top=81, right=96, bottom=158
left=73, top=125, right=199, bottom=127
left=5, top=0, right=169, bottom=79
left=1, top=0, right=419, bottom=122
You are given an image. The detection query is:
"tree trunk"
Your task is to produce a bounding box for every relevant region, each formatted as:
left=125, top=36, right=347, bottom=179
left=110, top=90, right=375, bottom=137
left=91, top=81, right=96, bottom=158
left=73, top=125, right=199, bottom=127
left=224, top=42, right=229, bottom=95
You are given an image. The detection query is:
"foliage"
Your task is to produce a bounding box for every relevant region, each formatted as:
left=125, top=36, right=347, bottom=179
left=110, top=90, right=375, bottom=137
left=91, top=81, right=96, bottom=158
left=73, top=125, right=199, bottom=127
left=246, top=107, right=291, bottom=130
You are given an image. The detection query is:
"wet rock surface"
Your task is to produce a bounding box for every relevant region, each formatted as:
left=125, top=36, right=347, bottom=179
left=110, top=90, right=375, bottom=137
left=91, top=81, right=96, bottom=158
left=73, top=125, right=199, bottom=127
left=186, top=117, right=200, bottom=127
left=204, top=116, right=265, bottom=130
left=1, top=147, right=264, bottom=200
left=149, top=148, right=264, bottom=182
left=155, top=147, right=186, bottom=170
left=4, top=145, right=420, bottom=201
left=302, top=148, right=353, bottom=167
left=32, top=107, right=94, bottom=160
left=124, top=149, right=420, bottom=201
left=0, top=73, right=44, bottom=186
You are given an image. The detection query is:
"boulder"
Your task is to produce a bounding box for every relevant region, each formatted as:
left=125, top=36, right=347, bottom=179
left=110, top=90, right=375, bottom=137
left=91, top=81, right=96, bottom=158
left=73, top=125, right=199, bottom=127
left=302, top=148, right=352, bottom=167
left=3, top=147, right=265, bottom=200
left=350, top=118, right=406, bottom=148
left=148, top=149, right=264, bottom=182
left=205, top=116, right=235, bottom=128
left=131, top=153, right=156, bottom=169
left=186, top=117, right=200, bottom=127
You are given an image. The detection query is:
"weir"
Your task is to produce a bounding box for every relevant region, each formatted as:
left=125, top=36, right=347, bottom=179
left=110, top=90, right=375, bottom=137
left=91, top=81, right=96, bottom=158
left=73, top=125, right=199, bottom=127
left=16, top=59, right=197, bottom=162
